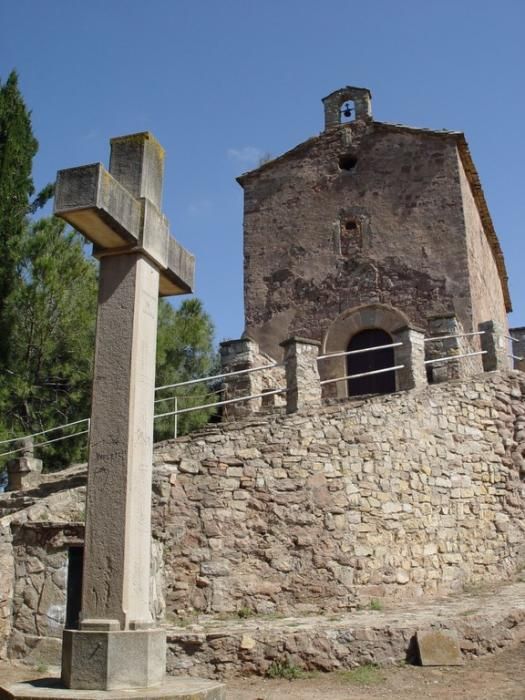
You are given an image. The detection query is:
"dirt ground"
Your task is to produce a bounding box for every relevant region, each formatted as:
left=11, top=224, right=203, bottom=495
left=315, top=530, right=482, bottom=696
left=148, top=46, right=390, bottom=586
left=1, top=642, right=524, bottom=700
left=227, top=641, right=525, bottom=699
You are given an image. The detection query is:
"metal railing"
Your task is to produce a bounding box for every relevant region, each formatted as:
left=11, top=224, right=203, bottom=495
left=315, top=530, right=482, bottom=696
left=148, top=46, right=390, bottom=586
left=1, top=330, right=522, bottom=457
left=154, top=387, right=286, bottom=420
left=155, top=362, right=283, bottom=393
left=317, top=340, right=405, bottom=387
left=423, top=330, right=485, bottom=343
left=320, top=364, right=405, bottom=386
left=502, top=334, right=523, bottom=363
left=424, top=350, right=487, bottom=365
left=0, top=419, right=91, bottom=459
left=317, top=342, right=402, bottom=362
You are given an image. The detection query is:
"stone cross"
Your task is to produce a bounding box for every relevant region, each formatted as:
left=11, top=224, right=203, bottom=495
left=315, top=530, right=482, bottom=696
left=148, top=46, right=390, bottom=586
left=54, top=133, right=194, bottom=690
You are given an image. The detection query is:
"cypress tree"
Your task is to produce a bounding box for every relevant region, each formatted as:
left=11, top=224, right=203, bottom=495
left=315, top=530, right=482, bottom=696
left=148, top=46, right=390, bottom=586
left=0, top=71, right=38, bottom=364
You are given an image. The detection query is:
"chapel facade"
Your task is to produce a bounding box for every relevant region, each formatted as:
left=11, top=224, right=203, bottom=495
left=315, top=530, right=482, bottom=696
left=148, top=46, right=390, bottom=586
left=235, top=86, right=512, bottom=395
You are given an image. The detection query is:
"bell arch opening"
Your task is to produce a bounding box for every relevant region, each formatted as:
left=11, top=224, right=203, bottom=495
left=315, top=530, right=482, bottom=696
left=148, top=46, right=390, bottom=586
left=347, top=328, right=395, bottom=396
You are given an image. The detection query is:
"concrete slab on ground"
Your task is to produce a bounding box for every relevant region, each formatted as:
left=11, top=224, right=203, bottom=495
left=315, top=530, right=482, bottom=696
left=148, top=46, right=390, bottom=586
left=0, top=677, right=225, bottom=700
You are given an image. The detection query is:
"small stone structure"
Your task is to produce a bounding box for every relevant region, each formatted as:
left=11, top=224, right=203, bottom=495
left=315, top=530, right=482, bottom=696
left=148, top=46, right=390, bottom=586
left=6, top=439, right=42, bottom=492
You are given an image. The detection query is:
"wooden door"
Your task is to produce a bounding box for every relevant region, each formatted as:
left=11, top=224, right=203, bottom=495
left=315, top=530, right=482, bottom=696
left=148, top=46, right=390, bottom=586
left=347, top=329, right=395, bottom=396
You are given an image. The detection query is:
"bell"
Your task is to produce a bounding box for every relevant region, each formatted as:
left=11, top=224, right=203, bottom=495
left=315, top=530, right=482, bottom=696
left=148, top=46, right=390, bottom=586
left=342, top=103, right=353, bottom=119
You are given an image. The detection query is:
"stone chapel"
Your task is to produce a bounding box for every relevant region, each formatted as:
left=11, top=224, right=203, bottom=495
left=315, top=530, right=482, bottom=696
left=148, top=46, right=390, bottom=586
left=231, top=86, right=516, bottom=397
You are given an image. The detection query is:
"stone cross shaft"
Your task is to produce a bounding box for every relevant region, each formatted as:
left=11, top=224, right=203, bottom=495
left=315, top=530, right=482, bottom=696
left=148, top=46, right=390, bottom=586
left=54, top=133, right=194, bottom=690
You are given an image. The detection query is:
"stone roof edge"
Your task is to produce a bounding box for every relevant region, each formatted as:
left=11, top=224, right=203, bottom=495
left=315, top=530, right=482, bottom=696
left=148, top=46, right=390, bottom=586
left=237, top=121, right=511, bottom=312
left=453, top=133, right=511, bottom=312
left=236, top=134, right=320, bottom=185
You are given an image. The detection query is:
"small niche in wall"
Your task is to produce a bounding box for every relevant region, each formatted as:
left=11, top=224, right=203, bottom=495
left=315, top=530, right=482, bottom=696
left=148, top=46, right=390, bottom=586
left=338, top=154, right=357, bottom=171
left=340, top=220, right=361, bottom=256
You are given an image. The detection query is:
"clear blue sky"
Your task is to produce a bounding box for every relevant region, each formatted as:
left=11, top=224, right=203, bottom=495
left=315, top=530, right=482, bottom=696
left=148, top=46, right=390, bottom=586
left=1, top=0, right=524, bottom=342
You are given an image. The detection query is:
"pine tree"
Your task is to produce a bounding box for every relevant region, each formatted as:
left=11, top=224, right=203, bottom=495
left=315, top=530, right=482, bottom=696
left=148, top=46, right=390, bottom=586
left=0, top=218, right=98, bottom=467
left=154, top=298, right=219, bottom=439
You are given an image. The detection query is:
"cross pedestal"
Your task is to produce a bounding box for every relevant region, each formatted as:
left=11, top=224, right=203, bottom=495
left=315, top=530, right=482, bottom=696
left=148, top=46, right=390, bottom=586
left=0, top=133, right=221, bottom=699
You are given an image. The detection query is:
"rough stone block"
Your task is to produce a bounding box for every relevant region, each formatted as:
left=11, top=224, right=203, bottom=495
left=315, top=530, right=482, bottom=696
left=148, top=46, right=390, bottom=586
left=416, top=628, right=463, bottom=666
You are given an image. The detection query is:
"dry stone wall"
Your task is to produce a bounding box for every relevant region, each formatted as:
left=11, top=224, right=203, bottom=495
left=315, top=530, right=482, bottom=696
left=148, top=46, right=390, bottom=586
left=1, top=370, right=524, bottom=666
left=153, top=371, right=525, bottom=617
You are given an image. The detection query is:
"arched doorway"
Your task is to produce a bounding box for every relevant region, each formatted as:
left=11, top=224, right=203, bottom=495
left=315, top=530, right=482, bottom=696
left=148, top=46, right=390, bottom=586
left=347, top=329, right=395, bottom=397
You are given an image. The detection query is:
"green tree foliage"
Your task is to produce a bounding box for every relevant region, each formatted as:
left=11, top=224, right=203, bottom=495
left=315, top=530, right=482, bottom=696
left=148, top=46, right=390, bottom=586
left=0, top=218, right=98, bottom=468
left=0, top=71, right=38, bottom=358
left=0, top=71, right=53, bottom=365
left=0, top=221, right=218, bottom=468
left=154, top=298, right=219, bottom=440
left=0, top=72, right=218, bottom=474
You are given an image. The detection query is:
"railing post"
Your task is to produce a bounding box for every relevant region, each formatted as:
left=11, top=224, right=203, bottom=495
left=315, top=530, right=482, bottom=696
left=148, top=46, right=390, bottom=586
left=219, top=337, right=263, bottom=418
left=479, top=320, right=511, bottom=371
left=6, top=437, right=43, bottom=492
left=280, top=337, right=321, bottom=413
left=392, top=326, right=427, bottom=391
left=427, top=315, right=471, bottom=381
left=511, top=327, right=525, bottom=371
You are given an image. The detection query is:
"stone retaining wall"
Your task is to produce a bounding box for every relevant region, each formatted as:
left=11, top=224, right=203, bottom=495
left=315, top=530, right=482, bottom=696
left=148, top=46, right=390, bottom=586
left=1, top=370, right=524, bottom=667
left=153, top=370, right=525, bottom=617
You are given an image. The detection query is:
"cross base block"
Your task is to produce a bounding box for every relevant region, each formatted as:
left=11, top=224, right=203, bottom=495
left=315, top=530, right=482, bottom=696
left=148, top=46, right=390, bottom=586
left=61, top=628, right=166, bottom=690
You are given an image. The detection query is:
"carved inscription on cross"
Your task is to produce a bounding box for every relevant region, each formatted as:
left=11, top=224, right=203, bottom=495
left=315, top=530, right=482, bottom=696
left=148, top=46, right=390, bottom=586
left=54, top=133, right=194, bottom=690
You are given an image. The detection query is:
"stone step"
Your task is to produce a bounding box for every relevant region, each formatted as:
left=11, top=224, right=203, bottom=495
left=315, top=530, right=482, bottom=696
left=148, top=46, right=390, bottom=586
left=166, top=581, right=525, bottom=678
left=0, top=677, right=225, bottom=699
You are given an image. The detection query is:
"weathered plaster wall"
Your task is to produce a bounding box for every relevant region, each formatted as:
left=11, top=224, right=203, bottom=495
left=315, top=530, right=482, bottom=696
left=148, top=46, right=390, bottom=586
left=153, top=371, right=525, bottom=617
left=458, top=152, right=509, bottom=334
left=242, top=122, right=483, bottom=361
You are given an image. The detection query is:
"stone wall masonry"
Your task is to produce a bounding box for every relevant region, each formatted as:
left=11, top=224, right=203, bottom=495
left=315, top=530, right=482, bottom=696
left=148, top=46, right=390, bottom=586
left=219, top=337, right=286, bottom=418
left=153, top=370, right=525, bottom=618
left=165, top=581, right=525, bottom=678
left=0, top=470, right=165, bottom=665
left=426, top=315, right=483, bottom=383
left=1, top=370, right=524, bottom=667
left=241, top=124, right=482, bottom=362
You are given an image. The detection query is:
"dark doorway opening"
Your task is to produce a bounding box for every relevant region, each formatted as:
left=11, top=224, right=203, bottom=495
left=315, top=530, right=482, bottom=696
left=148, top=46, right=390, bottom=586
left=347, top=328, right=396, bottom=397
left=65, top=545, right=84, bottom=630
